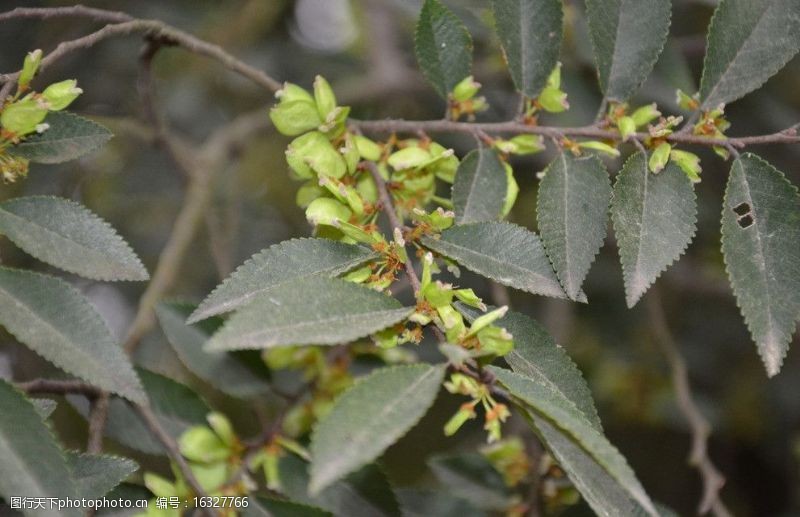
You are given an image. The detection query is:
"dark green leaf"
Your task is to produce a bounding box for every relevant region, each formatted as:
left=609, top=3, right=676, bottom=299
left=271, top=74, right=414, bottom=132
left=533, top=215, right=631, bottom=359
left=452, top=149, right=508, bottom=224
left=97, top=483, right=151, bottom=517
left=397, top=488, right=488, bottom=517
left=537, top=153, right=610, bottom=301
left=246, top=498, right=332, bottom=517
left=66, top=452, right=138, bottom=499
left=0, top=196, right=148, bottom=281
left=279, top=455, right=401, bottom=517
left=414, top=0, right=473, bottom=98
left=0, top=379, right=81, bottom=517
left=721, top=153, right=800, bottom=377
left=491, top=0, right=563, bottom=97
left=490, top=367, right=658, bottom=516
left=157, top=302, right=271, bottom=398
left=421, top=222, right=567, bottom=299
left=699, top=0, right=800, bottom=108
left=206, top=277, right=411, bottom=352
left=189, top=238, right=376, bottom=323
left=428, top=453, right=514, bottom=511
left=586, top=0, right=671, bottom=101
left=309, top=364, right=445, bottom=494
left=611, top=153, right=697, bottom=308
left=0, top=268, right=145, bottom=403
left=8, top=111, right=112, bottom=164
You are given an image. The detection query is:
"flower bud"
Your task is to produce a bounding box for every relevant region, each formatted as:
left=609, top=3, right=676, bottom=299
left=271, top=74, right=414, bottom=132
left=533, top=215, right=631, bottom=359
left=630, top=103, right=661, bottom=127
left=675, top=89, right=699, bottom=111
left=207, top=412, right=236, bottom=447
left=41, top=79, right=82, bottom=111
left=484, top=403, right=510, bottom=443
left=669, top=149, right=702, bottom=183
left=0, top=99, right=48, bottom=137
left=270, top=99, right=323, bottom=136
left=616, top=116, right=637, bottom=141
left=502, top=163, right=519, bottom=217
left=538, top=86, right=569, bottom=113
left=178, top=426, right=229, bottom=463
left=18, top=49, right=42, bottom=90
left=0, top=154, right=30, bottom=184
left=577, top=140, right=620, bottom=157
left=305, top=197, right=352, bottom=226
left=387, top=146, right=432, bottom=170
left=354, top=135, right=382, bottom=161
left=313, top=75, right=337, bottom=119
left=276, top=82, right=314, bottom=104
left=452, top=75, right=480, bottom=102
left=444, top=402, right=477, bottom=436
left=648, top=142, right=671, bottom=173
left=509, top=134, right=545, bottom=155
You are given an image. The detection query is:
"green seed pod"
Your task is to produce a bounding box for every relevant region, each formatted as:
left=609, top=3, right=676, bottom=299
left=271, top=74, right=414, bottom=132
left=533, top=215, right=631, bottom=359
left=374, top=327, right=400, bottom=349
left=577, top=140, right=620, bottom=157
left=144, top=473, right=178, bottom=498
left=305, top=197, right=352, bottom=226
left=270, top=99, right=323, bottom=136
left=538, top=86, right=569, bottom=113
left=340, top=134, right=360, bottom=175
left=387, top=146, right=432, bottom=170
left=616, top=116, right=637, bottom=141
left=354, top=135, right=382, bottom=161
left=501, top=163, right=519, bottom=218
left=670, top=149, right=702, bottom=183
left=41, top=79, right=83, bottom=111
left=295, top=180, right=326, bottom=207
left=477, top=326, right=514, bottom=357
left=337, top=221, right=374, bottom=244
left=467, top=306, right=509, bottom=337
left=286, top=131, right=328, bottom=178
left=546, top=62, right=562, bottom=90
left=276, top=82, right=314, bottom=104
left=648, top=142, right=671, bottom=173
left=178, top=426, right=229, bottom=463
left=452, top=75, right=480, bottom=102
left=630, top=103, right=661, bottom=127
left=191, top=462, right=229, bottom=492
left=313, top=75, right=337, bottom=119
left=675, top=89, right=699, bottom=111
left=454, top=288, right=486, bottom=310
left=508, top=134, right=545, bottom=155
left=18, top=49, right=42, bottom=90
left=0, top=99, right=48, bottom=136
left=423, top=281, right=455, bottom=308
left=344, top=265, right=372, bottom=283
left=207, top=412, right=236, bottom=447
left=356, top=174, right=378, bottom=203
left=444, top=403, right=477, bottom=436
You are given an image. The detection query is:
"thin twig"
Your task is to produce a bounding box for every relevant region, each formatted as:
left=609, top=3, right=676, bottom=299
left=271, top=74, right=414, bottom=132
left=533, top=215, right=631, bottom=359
left=18, top=378, right=102, bottom=397
left=645, top=290, right=732, bottom=517
left=86, top=394, right=109, bottom=453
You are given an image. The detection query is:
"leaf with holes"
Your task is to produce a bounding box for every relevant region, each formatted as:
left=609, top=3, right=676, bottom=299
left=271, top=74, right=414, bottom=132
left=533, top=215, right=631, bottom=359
left=537, top=153, right=610, bottom=301
left=0, top=268, right=145, bottom=403
left=0, top=379, right=82, bottom=517
left=8, top=111, right=112, bottom=164
left=309, top=364, right=445, bottom=494
left=611, top=152, right=697, bottom=308
left=491, top=0, right=563, bottom=98
left=0, top=196, right=148, bottom=281
left=189, top=238, right=376, bottom=323
left=67, top=452, right=138, bottom=499
left=699, top=0, right=800, bottom=109
left=452, top=148, right=508, bottom=224
left=490, top=367, right=658, bottom=516
left=422, top=222, right=567, bottom=299
left=721, top=153, right=800, bottom=377
left=585, top=0, right=671, bottom=101
left=206, top=277, right=411, bottom=351
left=414, top=0, right=473, bottom=98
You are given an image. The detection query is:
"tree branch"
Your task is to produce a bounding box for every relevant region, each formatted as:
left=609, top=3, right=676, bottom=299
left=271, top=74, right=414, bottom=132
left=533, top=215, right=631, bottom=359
left=645, top=290, right=732, bottom=517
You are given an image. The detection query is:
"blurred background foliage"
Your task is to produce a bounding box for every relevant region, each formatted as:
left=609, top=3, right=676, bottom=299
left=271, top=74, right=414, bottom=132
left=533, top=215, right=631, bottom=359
left=0, top=1, right=798, bottom=515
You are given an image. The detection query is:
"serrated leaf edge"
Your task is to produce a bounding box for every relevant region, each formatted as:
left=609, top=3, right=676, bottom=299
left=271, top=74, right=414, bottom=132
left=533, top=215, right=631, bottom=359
left=66, top=450, right=139, bottom=497
left=8, top=112, right=112, bottom=164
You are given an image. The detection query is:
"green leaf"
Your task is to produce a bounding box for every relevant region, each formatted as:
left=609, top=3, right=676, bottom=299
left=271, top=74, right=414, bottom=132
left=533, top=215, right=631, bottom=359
left=427, top=453, right=514, bottom=510
left=699, top=0, right=800, bottom=109
left=279, top=455, right=401, bottom=517
left=8, top=111, right=112, bottom=164
left=31, top=398, right=57, bottom=420
left=490, top=367, right=658, bottom=516
left=0, top=196, right=149, bottom=281
left=309, top=364, right=445, bottom=494
left=397, top=488, right=488, bottom=517
left=452, top=149, right=508, bottom=224
left=421, top=222, right=567, bottom=299
left=721, top=153, right=800, bottom=377
left=414, top=0, right=473, bottom=98
left=189, top=238, right=376, bottom=323
left=611, top=152, right=697, bottom=308
left=157, top=302, right=271, bottom=398
left=491, top=0, right=564, bottom=97
left=206, top=277, right=411, bottom=352
left=97, top=483, right=151, bottom=517
left=460, top=305, right=602, bottom=430
left=246, top=498, right=332, bottom=517
left=0, top=268, right=145, bottom=403
left=585, top=0, right=671, bottom=101
left=66, top=452, right=138, bottom=499
left=0, top=379, right=82, bottom=517
left=537, top=153, right=611, bottom=301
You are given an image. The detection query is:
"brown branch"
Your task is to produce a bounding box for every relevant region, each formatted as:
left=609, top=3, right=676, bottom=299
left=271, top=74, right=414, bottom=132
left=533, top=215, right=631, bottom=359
left=18, top=378, right=102, bottom=397
left=86, top=394, right=109, bottom=454
left=646, top=290, right=732, bottom=517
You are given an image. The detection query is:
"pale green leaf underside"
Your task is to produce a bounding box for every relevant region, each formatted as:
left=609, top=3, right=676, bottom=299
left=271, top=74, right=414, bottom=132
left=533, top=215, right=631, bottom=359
left=611, top=153, right=697, bottom=308
left=31, top=398, right=57, bottom=420
left=309, top=364, right=445, bottom=494
left=206, top=277, right=411, bottom=351
left=0, top=380, right=81, bottom=517
left=414, top=0, right=473, bottom=98
left=492, top=0, right=563, bottom=97
left=66, top=452, right=138, bottom=500
left=0, top=196, right=148, bottom=282
left=721, top=153, right=800, bottom=377
left=452, top=148, right=508, bottom=224
left=0, top=268, right=145, bottom=403
left=9, top=111, right=112, bottom=164
left=490, top=367, right=657, bottom=516
left=422, top=222, right=568, bottom=299
left=189, top=238, right=375, bottom=323
left=699, top=0, right=800, bottom=109
left=586, top=0, right=671, bottom=101
left=538, top=153, right=610, bottom=301
left=157, top=303, right=271, bottom=398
